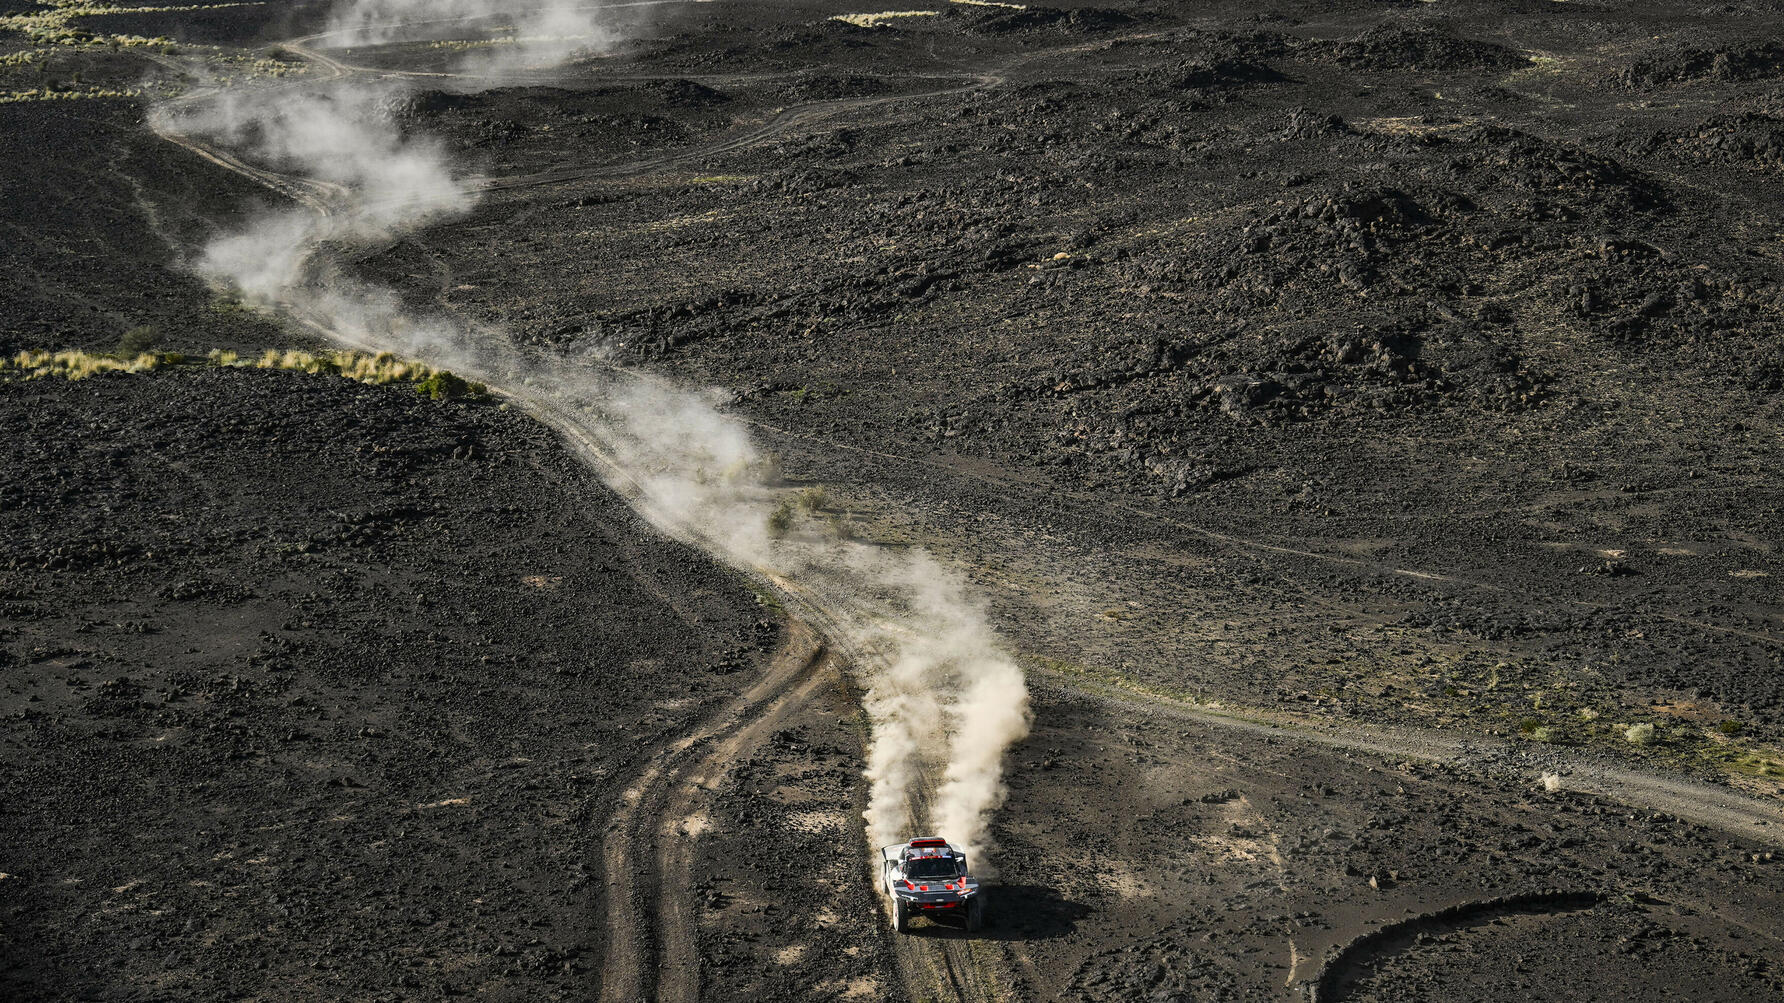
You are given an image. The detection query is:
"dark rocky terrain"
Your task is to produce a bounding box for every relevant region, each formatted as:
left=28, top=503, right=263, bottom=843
left=0, top=369, right=777, bottom=999
left=2, top=0, right=1783, bottom=1000
left=355, top=0, right=1784, bottom=736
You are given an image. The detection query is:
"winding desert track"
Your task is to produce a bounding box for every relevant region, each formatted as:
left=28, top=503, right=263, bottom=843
left=1038, top=661, right=1784, bottom=846
left=146, top=30, right=1020, bottom=997
left=652, top=632, right=841, bottom=1002
left=142, top=15, right=1784, bottom=1003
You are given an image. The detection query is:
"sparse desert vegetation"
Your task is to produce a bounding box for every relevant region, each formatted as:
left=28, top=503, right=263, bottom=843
left=116, top=324, right=161, bottom=355
left=829, top=11, right=939, bottom=28
left=2, top=345, right=486, bottom=401
left=765, top=497, right=796, bottom=538
left=0, top=5, right=178, bottom=49
left=5, top=348, right=166, bottom=379
left=0, top=84, right=141, bottom=103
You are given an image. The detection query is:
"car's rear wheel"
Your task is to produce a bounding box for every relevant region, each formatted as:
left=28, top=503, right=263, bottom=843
left=965, top=897, right=984, bottom=933
left=893, top=897, right=910, bottom=933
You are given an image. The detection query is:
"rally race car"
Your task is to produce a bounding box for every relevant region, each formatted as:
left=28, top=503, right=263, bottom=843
left=879, top=836, right=985, bottom=933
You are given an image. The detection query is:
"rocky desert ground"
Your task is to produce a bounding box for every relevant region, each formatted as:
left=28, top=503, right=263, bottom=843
left=2, top=0, right=1782, bottom=1000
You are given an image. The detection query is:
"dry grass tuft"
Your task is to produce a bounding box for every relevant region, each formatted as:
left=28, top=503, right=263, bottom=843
left=0, top=86, right=143, bottom=104
left=5, top=345, right=483, bottom=400
left=829, top=10, right=938, bottom=28
left=332, top=351, right=434, bottom=385
left=5, top=349, right=162, bottom=380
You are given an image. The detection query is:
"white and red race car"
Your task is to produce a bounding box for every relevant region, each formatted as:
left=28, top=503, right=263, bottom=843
left=878, top=836, right=985, bottom=933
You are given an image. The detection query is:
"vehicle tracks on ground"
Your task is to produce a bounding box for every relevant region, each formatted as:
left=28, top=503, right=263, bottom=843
left=729, top=414, right=1784, bottom=649
left=143, top=17, right=1784, bottom=1003
left=1036, top=661, right=1784, bottom=848
left=595, top=619, right=830, bottom=1003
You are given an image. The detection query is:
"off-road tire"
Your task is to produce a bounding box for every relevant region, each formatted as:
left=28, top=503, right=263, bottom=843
left=893, top=897, right=910, bottom=933
left=965, top=897, right=984, bottom=933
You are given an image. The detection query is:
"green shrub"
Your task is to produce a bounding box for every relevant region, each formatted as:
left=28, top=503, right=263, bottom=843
left=414, top=370, right=485, bottom=402
left=1623, top=722, right=1655, bottom=746
left=766, top=499, right=796, bottom=538
left=117, top=324, right=161, bottom=355
left=1718, top=719, right=1745, bottom=736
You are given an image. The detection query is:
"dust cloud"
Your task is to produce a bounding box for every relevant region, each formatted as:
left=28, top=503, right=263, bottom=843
left=323, top=0, right=631, bottom=73
left=160, top=0, right=1030, bottom=868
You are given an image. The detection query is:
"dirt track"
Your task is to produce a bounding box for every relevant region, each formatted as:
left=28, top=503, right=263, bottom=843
left=4, top=0, right=1784, bottom=1000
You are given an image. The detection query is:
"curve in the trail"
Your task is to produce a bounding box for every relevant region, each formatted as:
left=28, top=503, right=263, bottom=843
left=142, top=13, right=1784, bottom=1003
left=432, top=357, right=1021, bottom=1003
left=1306, top=891, right=1605, bottom=1003
left=147, top=116, right=346, bottom=215
left=594, top=620, right=829, bottom=1003
left=653, top=629, right=838, bottom=1003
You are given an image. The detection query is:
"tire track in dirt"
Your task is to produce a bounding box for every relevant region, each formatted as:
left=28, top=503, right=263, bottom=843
left=1032, top=662, right=1784, bottom=849
left=465, top=73, right=998, bottom=194
left=653, top=624, right=837, bottom=1003
left=873, top=773, right=1008, bottom=1003
left=595, top=619, right=829, bottom=1003
left=140, top=26, right=1143, bottom=1003
left=524, top=390, right=992, bottom=1003
left=1307, top=891, right=1605, bottom=1003
left=147, top=118, right=346, bottom=215
left=456, top=28, right=1169, bottom=197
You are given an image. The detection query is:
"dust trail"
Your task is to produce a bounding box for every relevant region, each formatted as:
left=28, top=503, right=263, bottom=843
left=160, top=0, right=1030, bottom=867
left=155, top=78, right=474, bottom=307
left=325, top=0, right=635, bottom=75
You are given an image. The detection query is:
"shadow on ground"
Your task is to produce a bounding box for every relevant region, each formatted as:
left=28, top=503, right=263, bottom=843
left=904, top=884, right=1091, bottom=942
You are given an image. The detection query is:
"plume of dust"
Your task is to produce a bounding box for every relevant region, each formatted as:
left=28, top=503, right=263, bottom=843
left=561, top=382, right=1033, bottom=865
left=323, top=0, right=628, bottom=73
left=148, top=76, right=474, bottom=304
left=155, top=79, right=467, bottom=224
left=167, top=0, right=1032, bottom=873
left=856, top=554, right=1030, bottom=868
left=562, top=378, right=1031, bottom=868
